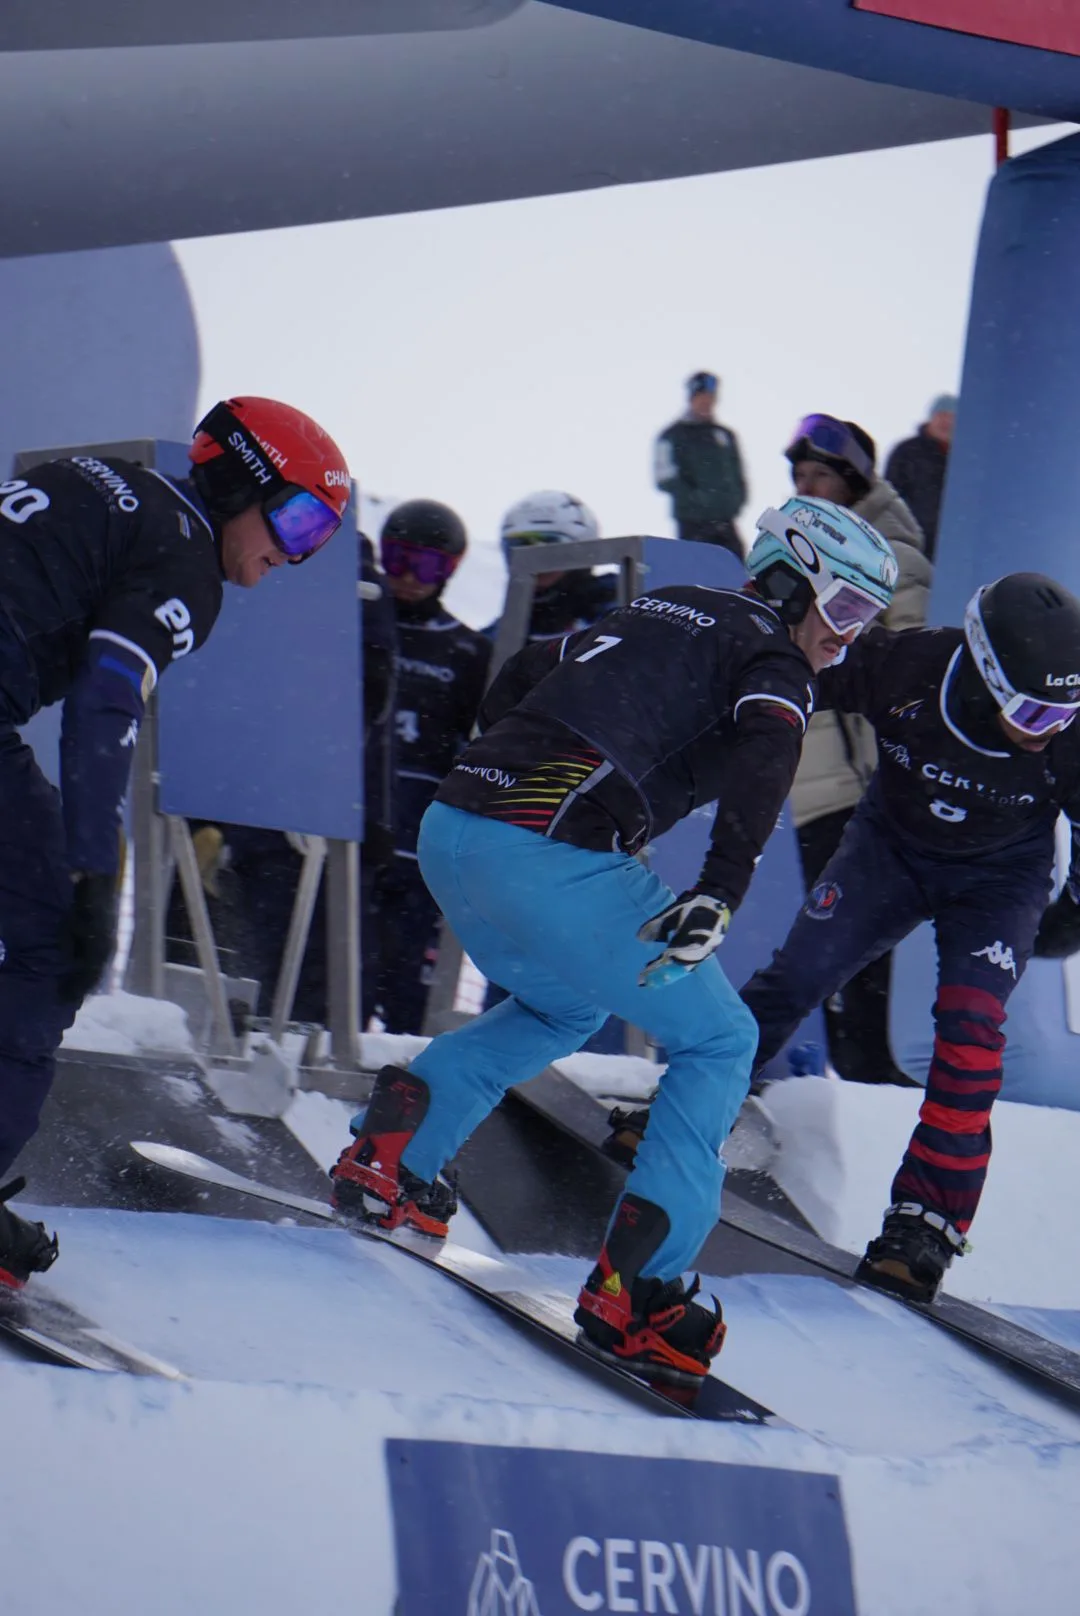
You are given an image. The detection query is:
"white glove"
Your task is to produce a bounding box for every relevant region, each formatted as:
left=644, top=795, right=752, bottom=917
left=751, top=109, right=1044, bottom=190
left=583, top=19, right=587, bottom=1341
left=637, top=890, right=732, bottom=987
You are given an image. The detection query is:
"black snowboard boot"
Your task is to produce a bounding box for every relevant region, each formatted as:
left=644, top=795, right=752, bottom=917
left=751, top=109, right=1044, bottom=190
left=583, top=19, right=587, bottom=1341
left=856, top=1201, right=967, bottom=1303
left=574, top=1193, right=725, bottom=1383
left=330, top=1066, right=458, bottom=1238
left=603, top=1104, right=650, bottom=1167
left=0, top=1178, right=58, bottom=1289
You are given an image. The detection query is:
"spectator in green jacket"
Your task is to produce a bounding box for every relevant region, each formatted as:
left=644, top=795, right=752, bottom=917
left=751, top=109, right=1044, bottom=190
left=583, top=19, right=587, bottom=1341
left=653, top=371, right=747, bottom=558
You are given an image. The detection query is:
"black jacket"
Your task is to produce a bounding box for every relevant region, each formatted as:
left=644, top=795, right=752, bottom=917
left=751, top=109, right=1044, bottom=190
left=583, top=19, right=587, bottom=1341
left=438, top=586, right=815, bottom=909
left=0, top=456, right=221, bottom=873
left=483, top=569, right=619, bottom=643
left=819, top=624, right=1080, bottom=863
left=883, top=429, right=949, bottom=562
left=391, top=595, right=490, bottom=855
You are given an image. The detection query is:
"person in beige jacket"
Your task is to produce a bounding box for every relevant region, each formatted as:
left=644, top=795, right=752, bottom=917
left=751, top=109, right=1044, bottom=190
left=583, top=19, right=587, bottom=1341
left=782, top=414, right=931, bottom=1084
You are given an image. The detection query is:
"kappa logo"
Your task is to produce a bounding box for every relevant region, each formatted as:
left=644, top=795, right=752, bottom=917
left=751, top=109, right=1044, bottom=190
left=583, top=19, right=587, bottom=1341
left=888, top=699, right=923, bottom=720
left=120, top=719, right=139, bottom=749
left=972, top=940, right=1017, bottom=977
left=469, top=1530, right=541, bottom=1616
left=805, top=879, right=842, bottom=921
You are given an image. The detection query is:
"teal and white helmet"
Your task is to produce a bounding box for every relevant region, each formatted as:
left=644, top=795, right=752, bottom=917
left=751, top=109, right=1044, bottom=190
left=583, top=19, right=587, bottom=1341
left=746, top=497, right=898, bottom=637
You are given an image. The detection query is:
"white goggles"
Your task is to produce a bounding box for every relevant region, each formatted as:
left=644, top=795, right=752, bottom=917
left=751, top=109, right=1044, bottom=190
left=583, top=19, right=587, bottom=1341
left=965, top=592, right=1080, bottom=738
left=757, top=508, right=886, bottom=638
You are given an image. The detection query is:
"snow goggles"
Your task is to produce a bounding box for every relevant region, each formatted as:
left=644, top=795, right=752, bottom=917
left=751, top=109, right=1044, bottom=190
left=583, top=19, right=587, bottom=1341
left=965, top=591, right=1080, bottom=736
left=380, top=537, right=460, bottom=586
left=785, top=414, right=874, bottom=484
left=502, top=530, right=568, bottom=549
left=756, top=507, right=886, bottom=639
left=263, top=484, right=341, bottom=563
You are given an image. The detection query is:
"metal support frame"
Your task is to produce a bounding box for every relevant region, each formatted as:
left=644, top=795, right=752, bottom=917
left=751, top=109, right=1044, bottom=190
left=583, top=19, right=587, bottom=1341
left=421, top=536, right=646, bottom=1038
left=166, top=815, right=241, bottom=1058
left=269, top=836, right=327, bottom=1042
left=325, top=839, right=360, bottom=1069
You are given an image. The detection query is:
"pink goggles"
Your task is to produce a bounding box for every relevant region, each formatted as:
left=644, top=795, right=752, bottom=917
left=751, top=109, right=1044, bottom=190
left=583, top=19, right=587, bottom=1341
left=380, top=537, right=461, bottom=587
left=815, top=578, right=885, bottom=638
left=264, top=485, right=341, bottom=563
left=999, top=692, right=1079, bottom=738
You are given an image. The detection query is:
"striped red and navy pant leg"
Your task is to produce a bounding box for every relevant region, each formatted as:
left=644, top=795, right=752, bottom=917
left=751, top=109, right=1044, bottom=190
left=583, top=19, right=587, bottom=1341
left=889, top=984, right=1006, bottom=1234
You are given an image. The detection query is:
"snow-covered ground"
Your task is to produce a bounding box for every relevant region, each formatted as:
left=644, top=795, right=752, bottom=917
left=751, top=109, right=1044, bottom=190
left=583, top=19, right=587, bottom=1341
left=22, top=989, right=1080, bottom=1613
left=4, top=1198, right=1080, bottom=1614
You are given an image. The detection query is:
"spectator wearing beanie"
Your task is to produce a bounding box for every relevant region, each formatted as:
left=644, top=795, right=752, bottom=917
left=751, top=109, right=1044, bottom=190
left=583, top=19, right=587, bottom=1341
left=653, top=370, right=747, bottom=557
left=778, top=414, right=932, bottom=1086
left=884, top=393, right=957, bottom=563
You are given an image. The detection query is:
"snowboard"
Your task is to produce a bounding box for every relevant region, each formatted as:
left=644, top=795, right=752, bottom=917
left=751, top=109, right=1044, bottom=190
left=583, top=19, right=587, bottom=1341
left=511, top=1068, right=1080, bottom=1407
left=130, top=1139, right=788, bottom=1428
left=0, top=1283, right=186, bottom=1378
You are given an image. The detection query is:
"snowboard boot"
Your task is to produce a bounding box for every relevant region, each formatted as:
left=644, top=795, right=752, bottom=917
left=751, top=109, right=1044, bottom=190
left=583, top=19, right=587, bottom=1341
left=574, top=1193, right=725, bottom=1384
left=856, top=1201, right=968, bottom=1303
left=330, top=1066, right=458, bottom=1238
left=603, top=1104, right=650, bottom=1167
left=0, top=1177, right=58, bottom=1289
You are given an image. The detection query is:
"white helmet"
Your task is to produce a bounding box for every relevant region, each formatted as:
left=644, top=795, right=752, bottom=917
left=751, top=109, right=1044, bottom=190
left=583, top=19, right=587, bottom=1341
left=500, top=490, right=600, bottom=560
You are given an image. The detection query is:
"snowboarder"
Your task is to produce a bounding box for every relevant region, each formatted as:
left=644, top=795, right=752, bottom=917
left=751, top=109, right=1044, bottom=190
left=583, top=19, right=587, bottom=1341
left=366, top=499, right=491, bottom=1032
left=0, top=395, right=350, bottom=1288
left=331, top=497, right=897, bottom=1381
left=484, top=490, right=617, bottom=642
left=737, top=572, right=1080, bottom=1302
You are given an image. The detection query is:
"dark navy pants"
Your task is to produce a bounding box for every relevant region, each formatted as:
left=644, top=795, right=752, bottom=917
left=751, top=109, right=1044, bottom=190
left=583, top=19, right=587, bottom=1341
left=741, top=798, right=1053, bottom=1232
left=0, top=727, right=78, bottom=1177
left=362, top=856, right=441, bottom=1034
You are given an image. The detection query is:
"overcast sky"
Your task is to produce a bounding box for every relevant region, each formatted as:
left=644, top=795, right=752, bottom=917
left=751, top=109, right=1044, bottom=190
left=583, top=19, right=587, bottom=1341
left=173, top=122, right=1072, bottom=628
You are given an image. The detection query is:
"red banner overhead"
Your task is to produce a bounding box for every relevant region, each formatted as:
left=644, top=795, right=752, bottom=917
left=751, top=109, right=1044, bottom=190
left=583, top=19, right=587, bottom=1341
left=852, top=0, right=1080, bottom=57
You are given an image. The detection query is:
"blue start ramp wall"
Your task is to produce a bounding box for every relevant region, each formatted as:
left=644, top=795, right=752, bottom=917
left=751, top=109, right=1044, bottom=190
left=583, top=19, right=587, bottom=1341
left=642, top=538, right=823, bottom=1075
left=155, top=442, right=363, bottom=841
left=889, top=132, right=1080, bottom=1108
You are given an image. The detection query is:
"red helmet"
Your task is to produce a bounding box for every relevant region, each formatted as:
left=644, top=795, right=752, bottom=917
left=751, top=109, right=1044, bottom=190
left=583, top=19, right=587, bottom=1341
left=190, top=396, right=350, bottom=553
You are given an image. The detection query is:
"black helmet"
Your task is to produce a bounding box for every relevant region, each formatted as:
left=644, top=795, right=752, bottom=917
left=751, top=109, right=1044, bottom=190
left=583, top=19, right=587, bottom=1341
left=964, top=572, right=1080, bottom=732
left=380, top=498, right=467, bottom=559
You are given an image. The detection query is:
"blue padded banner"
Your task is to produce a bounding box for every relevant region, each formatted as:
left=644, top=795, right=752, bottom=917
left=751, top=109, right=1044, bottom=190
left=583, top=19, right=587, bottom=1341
left=891, top=132, right=1080, bottom=1105
left=387, top=1439, right=856, bottom=1616
left=155, top=440, right=363, bottom=840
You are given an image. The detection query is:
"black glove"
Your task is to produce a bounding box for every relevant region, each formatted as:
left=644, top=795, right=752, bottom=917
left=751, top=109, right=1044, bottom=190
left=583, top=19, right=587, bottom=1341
left=637, top=889, right=732, bottom=987
left=60, top=873, right=119, bottom=1005
left=1034, top=888, right=1080, bottom=960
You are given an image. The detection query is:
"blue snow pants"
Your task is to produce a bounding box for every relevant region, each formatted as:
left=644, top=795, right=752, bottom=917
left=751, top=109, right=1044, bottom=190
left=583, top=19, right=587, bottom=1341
left=399, top=802, right=759, bottom=1281
left=0, top=726, right=78, bottom=1177
left=741, top=797, right=1053, bottom=1232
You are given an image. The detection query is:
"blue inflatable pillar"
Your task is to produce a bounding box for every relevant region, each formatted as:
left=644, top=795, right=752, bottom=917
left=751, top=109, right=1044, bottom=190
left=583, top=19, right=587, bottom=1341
left=931, top=131, right=1080, bottom=618
left=892, top=132, right=1080, bottom=1106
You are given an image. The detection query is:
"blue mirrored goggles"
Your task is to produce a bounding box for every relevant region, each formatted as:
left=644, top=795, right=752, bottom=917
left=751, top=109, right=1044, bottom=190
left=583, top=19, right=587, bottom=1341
left=264, top=485, right=341, bottom=563
left=786, top=414, right=874, bottom=484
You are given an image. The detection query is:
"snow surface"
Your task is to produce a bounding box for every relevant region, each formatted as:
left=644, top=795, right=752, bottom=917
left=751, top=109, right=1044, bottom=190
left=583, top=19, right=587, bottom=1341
left=40, top=994, right=1080, bottom=1612
left=61, top=987, right=195, bottom=1057
left=6, top=1201, right=1080, bottom=1615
